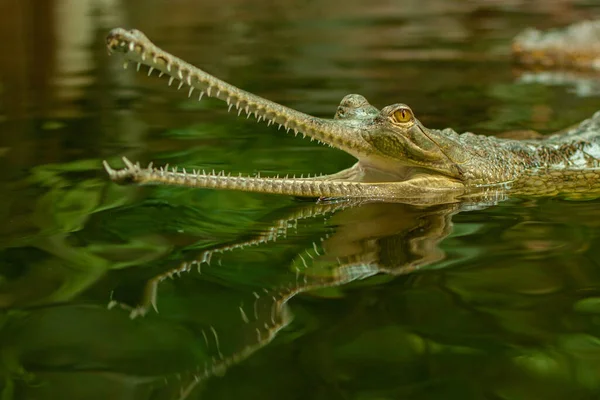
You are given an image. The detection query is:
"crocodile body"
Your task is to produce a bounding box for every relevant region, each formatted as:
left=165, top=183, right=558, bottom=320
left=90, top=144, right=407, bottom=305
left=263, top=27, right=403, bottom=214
left=512, top=19, right=600, bottom=70
left=103, top=26, right=600, bottom=203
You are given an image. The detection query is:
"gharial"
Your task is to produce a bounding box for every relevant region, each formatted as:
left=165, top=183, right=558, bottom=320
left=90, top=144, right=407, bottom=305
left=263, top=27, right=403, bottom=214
left=103, top=22, right=600, bottom=204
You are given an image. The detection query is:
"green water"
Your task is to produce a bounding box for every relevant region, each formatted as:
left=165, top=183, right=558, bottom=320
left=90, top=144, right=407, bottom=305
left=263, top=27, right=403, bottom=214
left=3, top=1, right=600, bottom=399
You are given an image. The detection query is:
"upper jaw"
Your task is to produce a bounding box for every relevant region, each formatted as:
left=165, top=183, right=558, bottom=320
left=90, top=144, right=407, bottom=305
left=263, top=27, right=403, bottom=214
left=106, top=27, right=373, bottom=159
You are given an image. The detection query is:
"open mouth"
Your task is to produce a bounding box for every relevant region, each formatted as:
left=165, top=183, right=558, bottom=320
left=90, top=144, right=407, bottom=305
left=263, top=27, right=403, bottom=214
left=103, top=28, right=463, bottom=201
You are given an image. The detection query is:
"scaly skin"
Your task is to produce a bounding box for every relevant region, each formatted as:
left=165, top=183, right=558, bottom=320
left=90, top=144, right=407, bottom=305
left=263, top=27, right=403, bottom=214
left=103, top=28, right=600, bottom=203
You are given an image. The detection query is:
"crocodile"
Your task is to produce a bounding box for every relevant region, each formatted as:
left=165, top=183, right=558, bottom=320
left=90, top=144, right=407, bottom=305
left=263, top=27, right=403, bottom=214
left=512, top=19, right=600, bottom=71
left=103, top=26, right=600, bottom=204
left=511, top=19, right=600, bottom=96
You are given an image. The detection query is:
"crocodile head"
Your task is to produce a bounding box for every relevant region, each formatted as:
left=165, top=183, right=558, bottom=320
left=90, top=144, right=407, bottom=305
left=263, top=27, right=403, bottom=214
left=330, top=94, right=464, bottom=183
left=104, top=28, right=465, bottom=200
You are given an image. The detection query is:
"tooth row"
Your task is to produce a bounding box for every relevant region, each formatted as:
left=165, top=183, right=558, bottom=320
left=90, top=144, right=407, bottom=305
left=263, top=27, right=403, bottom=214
left=118, top=38, right=331, bottom=148
left=116, top=157, right=327, bottom=182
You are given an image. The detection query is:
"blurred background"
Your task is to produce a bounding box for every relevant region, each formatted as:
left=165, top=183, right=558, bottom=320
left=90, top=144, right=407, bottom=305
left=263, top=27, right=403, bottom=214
left=2, top=0, right=600, bottom=165
left=2, top=1, right=600, bottom=399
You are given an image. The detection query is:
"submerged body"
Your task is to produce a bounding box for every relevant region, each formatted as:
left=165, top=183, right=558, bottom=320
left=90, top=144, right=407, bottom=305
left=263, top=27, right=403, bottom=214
left=103, top=27, right=600, bottom=203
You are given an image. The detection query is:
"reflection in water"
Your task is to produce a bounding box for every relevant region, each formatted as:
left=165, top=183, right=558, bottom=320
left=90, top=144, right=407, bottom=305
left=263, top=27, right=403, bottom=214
left=516, top=69, right=600, bottom=98
left=89, top=198, right=598, bottom=398
left=111, top=200, right=461, bottom=396
left=1, top=197, right=465, bottom=398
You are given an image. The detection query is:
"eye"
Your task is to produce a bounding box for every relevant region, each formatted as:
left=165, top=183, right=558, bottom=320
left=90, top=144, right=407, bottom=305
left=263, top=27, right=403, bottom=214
left=393, top=108, right=413, bottom=123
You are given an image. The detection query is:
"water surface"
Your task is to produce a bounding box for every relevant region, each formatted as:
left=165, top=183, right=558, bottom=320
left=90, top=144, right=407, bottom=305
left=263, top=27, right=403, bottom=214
left=2, top=1, right=600, bottom=399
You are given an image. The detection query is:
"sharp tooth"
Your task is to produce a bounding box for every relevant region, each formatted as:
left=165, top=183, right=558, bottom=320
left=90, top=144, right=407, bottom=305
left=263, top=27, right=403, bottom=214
left=168, top=77, right=174, bottom=86
left=148, top=67, right=154, bottom=76
left=187, top=75, right=192, bottom=85
left=246, top=112, right=251, bottom=119
left=141, top=53, right=146, bottom=61
left=257, top=116, right=263, bottom=123
left=178, top=70, right=183, bottom=79
left=207, top=87, right=212, bottom=96
left=245, top=106, right=250, bottom=114
left=237, top=108, right=243, bottom=116
left=216, top=90, right=221, bottom=97
left=122, top=61, right=128, bottom=69
left=158, top=71, right=164, bottom=77
left=122, top=157, right=134, bottom=169
left=178, top=80, right=184, bottom=90
left=167, top=63, right=172, bottom=72
left=188, top=87, right=194, bottom=97
left=198, top=91, right=204, bottom=101
left=228, top=104, right=234, bottom=112
left=136, top=63, right=141, bottom=71
left=267, top=120, right=273, bottom=127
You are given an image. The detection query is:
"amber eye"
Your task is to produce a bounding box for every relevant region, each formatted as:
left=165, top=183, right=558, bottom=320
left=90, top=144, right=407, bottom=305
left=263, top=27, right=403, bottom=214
left=393, top=108, right=413, bottom=123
